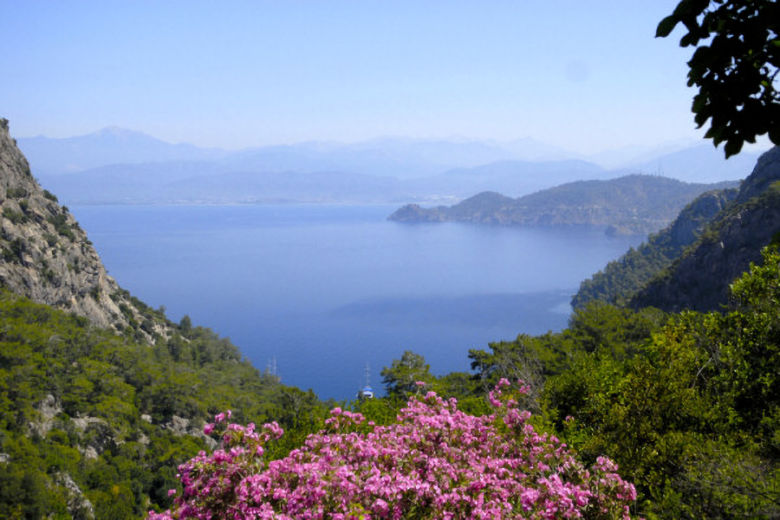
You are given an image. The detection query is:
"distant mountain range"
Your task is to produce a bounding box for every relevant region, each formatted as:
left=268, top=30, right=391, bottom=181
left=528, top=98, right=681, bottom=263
left=16, top=127, right=768, bottom=205
left=389, top=175, right=737, bottom=236
left=17, top=127, right=227, bottom=174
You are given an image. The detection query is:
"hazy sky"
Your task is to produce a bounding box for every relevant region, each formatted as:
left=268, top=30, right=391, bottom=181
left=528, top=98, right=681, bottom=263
left=2, top=0, right=709, bottom=153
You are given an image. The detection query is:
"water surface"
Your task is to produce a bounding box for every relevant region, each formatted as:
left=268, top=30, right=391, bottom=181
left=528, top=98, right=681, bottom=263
left=71, top=204, right=641, bottom=400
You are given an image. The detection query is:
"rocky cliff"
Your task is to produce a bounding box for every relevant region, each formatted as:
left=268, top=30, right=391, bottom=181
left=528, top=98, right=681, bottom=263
left=0, top=118, right=164, bottom=341
left=631, top=146, right=780, bottom=312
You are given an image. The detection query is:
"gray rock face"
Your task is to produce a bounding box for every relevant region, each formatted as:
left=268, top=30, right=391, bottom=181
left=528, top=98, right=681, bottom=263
left=0, top=118, right=163, bottom=341
left=164, top=415, right=218, bottom=449
left=55, top=472, right=95, bottom=520
left=736, top=146, right=780, bottom=203
left=30, top=394, right=63, bottom=437
left=668, top=189, right=738, bottom=247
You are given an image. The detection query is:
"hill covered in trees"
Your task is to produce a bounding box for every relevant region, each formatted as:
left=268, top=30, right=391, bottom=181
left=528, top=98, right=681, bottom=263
left=574, top=146, right=780, bottom=311
left=0, top=290, right=328, bottom=518
left=389, top=174, right=736, bottom=236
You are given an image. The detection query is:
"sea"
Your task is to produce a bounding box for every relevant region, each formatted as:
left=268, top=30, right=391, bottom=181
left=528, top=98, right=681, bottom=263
left=70, top=204, right=643, bottom=401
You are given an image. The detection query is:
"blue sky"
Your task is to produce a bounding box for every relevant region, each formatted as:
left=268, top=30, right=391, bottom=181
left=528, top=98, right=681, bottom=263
left=2, top=0, right=711, bottom=153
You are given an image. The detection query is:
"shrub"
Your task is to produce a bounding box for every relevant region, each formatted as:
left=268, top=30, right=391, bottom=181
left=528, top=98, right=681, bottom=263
left=149, top=381, right=637, bottom=519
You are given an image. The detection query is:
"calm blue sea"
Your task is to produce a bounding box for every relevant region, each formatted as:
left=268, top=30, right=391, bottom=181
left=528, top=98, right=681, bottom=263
left=70, top=204, right=642, bottom=400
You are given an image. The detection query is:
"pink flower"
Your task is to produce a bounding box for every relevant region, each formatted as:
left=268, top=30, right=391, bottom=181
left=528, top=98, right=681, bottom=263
left=148, top=380, right=637, bottom=520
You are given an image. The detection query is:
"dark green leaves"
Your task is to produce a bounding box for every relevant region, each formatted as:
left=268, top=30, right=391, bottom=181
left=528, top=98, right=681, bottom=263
left=656, top=15, right=679, bottom=37
left=657, top=0, right=780, bottom=157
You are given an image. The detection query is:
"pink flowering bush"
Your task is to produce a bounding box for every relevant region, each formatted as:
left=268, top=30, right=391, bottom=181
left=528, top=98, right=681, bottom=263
left=148, top=380, right=636, bottom=519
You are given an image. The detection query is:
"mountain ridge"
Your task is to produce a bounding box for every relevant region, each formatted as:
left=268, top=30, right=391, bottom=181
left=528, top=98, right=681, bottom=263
left=572, top=187, right=739, bottom=308
left=18, top=128, right=767, bottom=207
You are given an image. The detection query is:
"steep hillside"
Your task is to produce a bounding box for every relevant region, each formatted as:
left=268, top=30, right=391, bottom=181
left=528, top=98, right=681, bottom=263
left=0, top=118, right=329, bottom=518
left=389, top=174, right=736, bottom=236
left=572, top=187, right=738, bottom=308
left=631, top=146, right=780, bottom=312
left=0, top=119, right=164, bottom=341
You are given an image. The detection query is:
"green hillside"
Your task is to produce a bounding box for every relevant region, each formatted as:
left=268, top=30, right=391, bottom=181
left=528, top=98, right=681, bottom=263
left=0, top=290, right=327, bottom=518
left=403, top=245, right=779, bottom=518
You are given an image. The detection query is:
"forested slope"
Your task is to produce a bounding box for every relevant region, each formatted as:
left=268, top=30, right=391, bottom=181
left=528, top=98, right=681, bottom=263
left=0, top=291, right=327, bottom=518
left=572, top=188, right=737, bottom=308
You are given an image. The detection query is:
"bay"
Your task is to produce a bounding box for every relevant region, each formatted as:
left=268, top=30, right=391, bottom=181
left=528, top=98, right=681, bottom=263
left=70, top=204, right=642, bottom=400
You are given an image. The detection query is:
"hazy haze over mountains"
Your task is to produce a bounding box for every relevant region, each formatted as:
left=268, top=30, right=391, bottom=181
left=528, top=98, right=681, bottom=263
left=18, top=127, right=227, bottom=175
left=18, top=127, right=768, bottom=206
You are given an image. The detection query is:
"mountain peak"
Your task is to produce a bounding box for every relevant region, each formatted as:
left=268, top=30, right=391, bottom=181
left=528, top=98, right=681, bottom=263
left=91, top=125, right=158, bottom=141
left=736, top=146, right=780, bottom=202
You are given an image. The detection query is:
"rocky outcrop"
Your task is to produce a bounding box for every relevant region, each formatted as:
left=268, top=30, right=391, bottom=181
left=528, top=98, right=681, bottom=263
left=631, top=147, right=780, bottom=312
left=667, top=189, right=739, bottom=246
left=0, top=119, right=165, bottom=341
left=164, top=415, right=218, bottom=449
left=30, top=394, right=63, bottom=437
left=55, top=472, right=95, bottom=520
left=735, top=146, right=780, bottom=203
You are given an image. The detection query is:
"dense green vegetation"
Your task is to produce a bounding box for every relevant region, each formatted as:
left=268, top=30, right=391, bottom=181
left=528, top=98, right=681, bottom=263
left=370, top=246, right=779, bottom=518
left=2, top=245, right=777, bottom=519
left=0, top=293, right=328, bottom=519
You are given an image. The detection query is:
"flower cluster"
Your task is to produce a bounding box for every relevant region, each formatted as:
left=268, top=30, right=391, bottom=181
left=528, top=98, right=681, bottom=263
left=149, top=380, right=636, bottom=519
